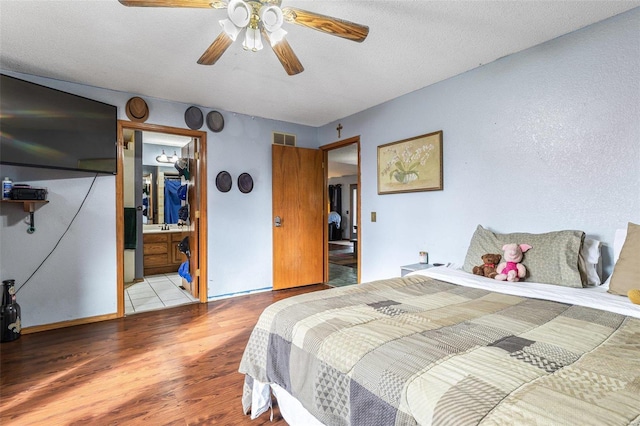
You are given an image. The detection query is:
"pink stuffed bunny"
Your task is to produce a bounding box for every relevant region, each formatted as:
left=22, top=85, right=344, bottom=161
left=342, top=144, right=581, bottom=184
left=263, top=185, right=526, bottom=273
left=495, top=243, right=532, bottom=282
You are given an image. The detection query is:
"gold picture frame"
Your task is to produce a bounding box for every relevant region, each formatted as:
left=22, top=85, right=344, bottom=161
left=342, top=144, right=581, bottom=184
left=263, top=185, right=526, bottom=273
left=377, top=130, right=443, bottom=194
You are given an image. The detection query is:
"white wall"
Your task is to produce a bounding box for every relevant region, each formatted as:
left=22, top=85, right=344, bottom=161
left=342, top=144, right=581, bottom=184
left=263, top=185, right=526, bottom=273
left=317, top=9, right=640, bottom=282
left=0, top=71, right=316, bottom=327
left=0, top=166, right=117, bottom=326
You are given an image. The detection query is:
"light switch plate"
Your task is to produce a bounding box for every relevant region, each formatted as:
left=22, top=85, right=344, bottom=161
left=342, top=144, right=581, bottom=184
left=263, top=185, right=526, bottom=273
left=371, top=212, right=377, bottom=222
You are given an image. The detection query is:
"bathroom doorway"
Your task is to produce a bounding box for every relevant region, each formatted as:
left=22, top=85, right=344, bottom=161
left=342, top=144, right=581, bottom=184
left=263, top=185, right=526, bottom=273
left=116, top=121, right=208, bottom=317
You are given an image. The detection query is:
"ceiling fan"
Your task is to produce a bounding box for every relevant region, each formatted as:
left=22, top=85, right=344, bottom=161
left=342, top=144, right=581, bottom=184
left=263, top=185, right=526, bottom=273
left=118, top=0, right=369, bottom=76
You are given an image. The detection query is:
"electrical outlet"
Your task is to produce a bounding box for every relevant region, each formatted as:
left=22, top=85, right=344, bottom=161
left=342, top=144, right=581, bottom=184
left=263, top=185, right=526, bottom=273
left=371, top=212, right=377, bottom=222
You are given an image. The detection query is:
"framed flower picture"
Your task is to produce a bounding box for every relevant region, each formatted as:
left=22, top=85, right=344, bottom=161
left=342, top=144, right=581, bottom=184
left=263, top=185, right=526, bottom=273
left=377, top=130, right=443, bottom=194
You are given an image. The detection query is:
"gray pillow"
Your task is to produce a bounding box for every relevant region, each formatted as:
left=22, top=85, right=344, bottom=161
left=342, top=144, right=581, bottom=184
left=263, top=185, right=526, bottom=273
left=463, top=225, right=585, bottom=288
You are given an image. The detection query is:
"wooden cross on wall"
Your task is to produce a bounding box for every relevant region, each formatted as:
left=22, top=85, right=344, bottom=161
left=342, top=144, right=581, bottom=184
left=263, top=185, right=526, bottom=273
left=336, top=123, right=343, bottom=138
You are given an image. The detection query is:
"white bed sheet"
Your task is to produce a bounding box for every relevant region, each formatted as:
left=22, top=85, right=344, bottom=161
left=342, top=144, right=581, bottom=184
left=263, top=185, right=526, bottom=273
left=271, top=383, right=325, bottom=426
left=249, top=380, right=326, bottom=425
left=411, top=266, right=640, bottom=319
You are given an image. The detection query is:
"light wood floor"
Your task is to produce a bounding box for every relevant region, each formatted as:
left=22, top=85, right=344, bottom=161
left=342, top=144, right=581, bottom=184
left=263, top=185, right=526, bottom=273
left=0, top=284, right=330, bottom=425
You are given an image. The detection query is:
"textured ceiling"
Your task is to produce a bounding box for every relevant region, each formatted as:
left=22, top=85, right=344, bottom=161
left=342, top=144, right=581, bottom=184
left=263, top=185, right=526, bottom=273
left=1, top=1, right=639, bottom=127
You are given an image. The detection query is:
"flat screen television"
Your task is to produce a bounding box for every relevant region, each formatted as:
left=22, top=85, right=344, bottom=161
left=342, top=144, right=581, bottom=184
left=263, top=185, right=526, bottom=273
left=0, top=73, right=117, bottom=174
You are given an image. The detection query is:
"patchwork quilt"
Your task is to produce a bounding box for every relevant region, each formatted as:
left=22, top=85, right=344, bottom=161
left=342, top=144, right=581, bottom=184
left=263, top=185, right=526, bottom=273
left=239, top=275, right=640, bottom=425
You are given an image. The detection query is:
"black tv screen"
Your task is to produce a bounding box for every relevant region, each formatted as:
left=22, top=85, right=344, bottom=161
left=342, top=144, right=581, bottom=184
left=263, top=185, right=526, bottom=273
left=0, top=74, right=117, bottom=174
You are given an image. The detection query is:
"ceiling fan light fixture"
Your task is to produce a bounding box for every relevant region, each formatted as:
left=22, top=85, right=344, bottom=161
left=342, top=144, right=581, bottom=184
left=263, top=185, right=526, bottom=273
left=119, top=0, right=368, bottom=75
left=243, top=26, right=263, bottom=52
left=227, top=0, right=251, bottom=28
left=259, top=5, right=283, bottom=32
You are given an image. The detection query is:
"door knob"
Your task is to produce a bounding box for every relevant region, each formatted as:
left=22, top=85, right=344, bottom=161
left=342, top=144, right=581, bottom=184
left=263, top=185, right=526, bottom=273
left=274, top=216, right=282, bottom=227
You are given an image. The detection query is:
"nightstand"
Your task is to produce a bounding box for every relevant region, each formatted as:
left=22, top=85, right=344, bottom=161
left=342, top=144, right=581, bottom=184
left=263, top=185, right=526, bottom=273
left=401, top=263, right=434, bottom=277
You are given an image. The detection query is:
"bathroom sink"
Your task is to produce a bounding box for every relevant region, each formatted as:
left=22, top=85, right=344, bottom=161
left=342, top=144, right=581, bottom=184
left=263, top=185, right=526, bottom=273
left=143, top=224, right=182, bottom=233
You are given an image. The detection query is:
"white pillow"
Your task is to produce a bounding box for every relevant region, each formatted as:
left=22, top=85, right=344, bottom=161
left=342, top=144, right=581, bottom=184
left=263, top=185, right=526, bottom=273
left=603, top=228, right=627, bottom=287
left=613, top=228, right=627, bottom=264
left=580, top=238, right=602, bottom=286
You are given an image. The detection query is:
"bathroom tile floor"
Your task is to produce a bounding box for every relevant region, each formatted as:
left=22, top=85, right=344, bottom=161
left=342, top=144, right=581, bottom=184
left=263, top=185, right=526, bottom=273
left=125, top=273, right=199, bottom=315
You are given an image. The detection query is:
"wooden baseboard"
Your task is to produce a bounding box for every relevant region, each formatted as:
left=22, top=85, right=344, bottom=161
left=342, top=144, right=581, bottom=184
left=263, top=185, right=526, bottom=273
left=22, top=312, right=119, bottom=335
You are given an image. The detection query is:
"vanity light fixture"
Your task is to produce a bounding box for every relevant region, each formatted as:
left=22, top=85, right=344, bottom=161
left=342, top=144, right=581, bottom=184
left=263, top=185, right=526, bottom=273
left=156, top=150, right=168, bottom=163
left=157, top=150, right=181, bottom=164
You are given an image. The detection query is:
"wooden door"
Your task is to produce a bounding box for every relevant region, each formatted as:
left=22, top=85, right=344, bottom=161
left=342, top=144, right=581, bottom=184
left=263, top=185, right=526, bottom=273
left=181, top=138, right=199, bottom=299
left=133, top=131, right=144, bottom=281
left=272, top=145, right=324, bottom=289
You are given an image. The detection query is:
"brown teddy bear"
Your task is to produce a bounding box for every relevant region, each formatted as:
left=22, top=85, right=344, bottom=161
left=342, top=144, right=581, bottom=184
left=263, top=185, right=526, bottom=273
left=472, top=253, right=502, bottom=279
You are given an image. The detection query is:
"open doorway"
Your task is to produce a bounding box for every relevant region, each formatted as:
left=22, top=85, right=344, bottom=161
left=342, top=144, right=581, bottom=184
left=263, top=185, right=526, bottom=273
left=123, top=130, right=198, bottom=314
left=116, top=121, right=208, bottom=317
left=323, top=137, right=360, bottom=287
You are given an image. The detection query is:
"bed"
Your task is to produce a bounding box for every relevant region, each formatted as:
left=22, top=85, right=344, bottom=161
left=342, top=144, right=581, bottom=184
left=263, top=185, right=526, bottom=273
left=239, top=224, right=640, bottom=425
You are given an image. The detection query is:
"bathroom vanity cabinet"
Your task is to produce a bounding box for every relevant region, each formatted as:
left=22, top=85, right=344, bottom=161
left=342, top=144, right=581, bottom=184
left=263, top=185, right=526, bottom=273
left=143, top=231, right=184, bottom=276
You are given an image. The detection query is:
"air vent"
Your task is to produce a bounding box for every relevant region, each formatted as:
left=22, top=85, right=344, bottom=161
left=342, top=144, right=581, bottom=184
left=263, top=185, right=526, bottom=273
left=273, top=132, right=296, bottom=147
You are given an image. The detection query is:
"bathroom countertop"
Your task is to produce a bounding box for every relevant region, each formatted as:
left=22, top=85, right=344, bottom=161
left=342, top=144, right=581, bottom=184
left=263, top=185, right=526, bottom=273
left=143, top=225, right=184, bottom=234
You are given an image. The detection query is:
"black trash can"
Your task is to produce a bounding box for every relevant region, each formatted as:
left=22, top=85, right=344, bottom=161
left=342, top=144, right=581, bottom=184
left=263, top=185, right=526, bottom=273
left=1, top=279, right=21, bottom=342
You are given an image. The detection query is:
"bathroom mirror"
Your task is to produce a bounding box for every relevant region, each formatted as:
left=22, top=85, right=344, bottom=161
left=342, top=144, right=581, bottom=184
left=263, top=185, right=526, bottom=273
left=142, top=165, right=181, bottom=224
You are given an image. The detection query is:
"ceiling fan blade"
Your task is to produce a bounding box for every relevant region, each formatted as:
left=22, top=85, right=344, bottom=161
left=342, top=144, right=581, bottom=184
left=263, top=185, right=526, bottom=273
left=281, top=7, right=369, bottom=43
left=118, top=0, right=226, bottom=8
left=197, top=32, right=234, bottom=65
left=262, top=30, right=304, bottom=76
